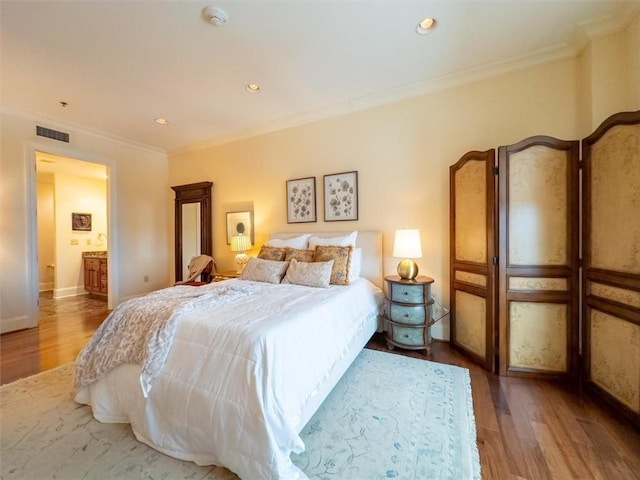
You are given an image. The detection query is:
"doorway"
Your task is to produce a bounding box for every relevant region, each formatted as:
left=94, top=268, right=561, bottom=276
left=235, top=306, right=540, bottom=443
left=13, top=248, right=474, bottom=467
left=34, top=151, right=110, bottom=309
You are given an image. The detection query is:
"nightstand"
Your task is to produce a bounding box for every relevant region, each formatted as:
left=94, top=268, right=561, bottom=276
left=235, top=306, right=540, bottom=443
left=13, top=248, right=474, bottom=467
left=384, top=275, right=435, bottom=354
left=213, top=271, right=240, bottom=282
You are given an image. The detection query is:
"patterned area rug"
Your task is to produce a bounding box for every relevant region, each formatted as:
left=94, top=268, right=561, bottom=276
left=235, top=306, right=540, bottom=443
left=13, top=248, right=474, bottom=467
left=1, top=349, right=480, bottom=480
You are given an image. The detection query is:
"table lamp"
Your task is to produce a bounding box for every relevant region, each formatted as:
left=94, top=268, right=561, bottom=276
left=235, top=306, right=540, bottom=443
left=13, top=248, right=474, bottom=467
left=392, top=229, right=422, bottom=280
left=230, top=234, right=252, bottom=273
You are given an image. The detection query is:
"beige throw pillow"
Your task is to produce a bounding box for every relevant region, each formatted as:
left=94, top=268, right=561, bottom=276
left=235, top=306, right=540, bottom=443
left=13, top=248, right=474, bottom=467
left=282, top=258, right=334, bottom=288
left=240, top=257, right=289, bottom=284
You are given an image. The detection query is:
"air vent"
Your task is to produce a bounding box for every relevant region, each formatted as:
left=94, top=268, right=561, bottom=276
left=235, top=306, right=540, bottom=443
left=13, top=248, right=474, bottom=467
left=36, top=126, right=69, bottom=143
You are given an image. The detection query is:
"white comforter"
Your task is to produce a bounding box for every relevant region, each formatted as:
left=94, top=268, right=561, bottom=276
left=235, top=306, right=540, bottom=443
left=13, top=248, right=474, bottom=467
left=75, top=278, right=383, bottom=480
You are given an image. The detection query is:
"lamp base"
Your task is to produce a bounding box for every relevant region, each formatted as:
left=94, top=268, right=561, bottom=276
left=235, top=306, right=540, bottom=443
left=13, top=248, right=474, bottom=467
left=397, top=259, right=419, bottom=280
left=235, top=253, right=249, bottom=274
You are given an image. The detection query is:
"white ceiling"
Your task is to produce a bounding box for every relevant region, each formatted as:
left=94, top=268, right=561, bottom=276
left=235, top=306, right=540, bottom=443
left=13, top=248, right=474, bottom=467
left=2, top=1, right=638, bottom=154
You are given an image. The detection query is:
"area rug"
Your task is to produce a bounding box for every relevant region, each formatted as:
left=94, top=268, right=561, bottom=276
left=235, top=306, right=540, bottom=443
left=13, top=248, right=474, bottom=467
left=1, top=348, right=480, bottom=480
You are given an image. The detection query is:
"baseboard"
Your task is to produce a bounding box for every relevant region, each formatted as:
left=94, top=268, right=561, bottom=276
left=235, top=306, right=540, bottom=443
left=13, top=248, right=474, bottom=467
left=53, top=286, right=88, bottom=299
left=1, top=315, right=37, bottom=334
left=39, top=283, right=54, bottom=292
left=431, top=321, right=450, bottom=342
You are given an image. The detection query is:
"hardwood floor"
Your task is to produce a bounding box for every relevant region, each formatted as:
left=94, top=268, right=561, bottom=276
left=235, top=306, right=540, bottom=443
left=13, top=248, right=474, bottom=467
left=0, top=292, right=106, bottom=385
left=1, top=293, right=639, bottom=479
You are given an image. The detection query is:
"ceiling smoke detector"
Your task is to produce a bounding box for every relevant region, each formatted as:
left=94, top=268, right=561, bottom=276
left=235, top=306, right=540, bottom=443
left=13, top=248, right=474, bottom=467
left=204, top=6, right=228, bottom=26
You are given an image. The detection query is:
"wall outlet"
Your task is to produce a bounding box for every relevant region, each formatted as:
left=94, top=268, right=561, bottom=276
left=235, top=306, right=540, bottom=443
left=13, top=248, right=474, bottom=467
left=86, top=239, right=92, bottom=245
left=144, top=275, right=149, bottom=283
left=70, top=239, right=79, bottom=245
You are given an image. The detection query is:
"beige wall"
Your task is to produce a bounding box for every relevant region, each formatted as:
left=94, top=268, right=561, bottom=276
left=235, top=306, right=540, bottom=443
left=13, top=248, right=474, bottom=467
left=580, top=14, right=640, bottom=132
left=0, top=111, right=169, bottom=333
left=627, top=14, right=640, bottom=107
left=168, top=22, right=638, bottom=340
left=587, top=30, right=629, bottom=130
left=36, top=177, right=55, bottom=291
left=53, top=173, right=108, bottom=298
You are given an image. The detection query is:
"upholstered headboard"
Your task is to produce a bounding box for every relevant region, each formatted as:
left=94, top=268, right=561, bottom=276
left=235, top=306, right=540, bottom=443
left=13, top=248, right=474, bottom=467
left=269, top=231, right=383, bottom=289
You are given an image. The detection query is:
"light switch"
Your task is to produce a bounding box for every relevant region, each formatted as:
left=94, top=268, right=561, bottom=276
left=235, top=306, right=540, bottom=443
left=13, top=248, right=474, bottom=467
left=70, top=239, right=79, bottom=245
left=86, top=239, right=92, bottom=245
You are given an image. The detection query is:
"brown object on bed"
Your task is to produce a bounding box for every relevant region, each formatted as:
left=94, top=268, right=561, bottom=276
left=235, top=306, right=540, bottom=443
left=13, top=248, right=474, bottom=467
left=285, top=248, right=315, bottom=262
left=314, top=245, right=353, bottom=285
left=257, top=246, right=287, bottom=261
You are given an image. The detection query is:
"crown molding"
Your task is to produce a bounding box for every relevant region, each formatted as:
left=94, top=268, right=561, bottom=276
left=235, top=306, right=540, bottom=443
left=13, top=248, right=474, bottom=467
left=1, top=104, right=166, bottom=156
left=569, top=3, right=640, bottom=53
left=174, top=43, right=577, bottom=154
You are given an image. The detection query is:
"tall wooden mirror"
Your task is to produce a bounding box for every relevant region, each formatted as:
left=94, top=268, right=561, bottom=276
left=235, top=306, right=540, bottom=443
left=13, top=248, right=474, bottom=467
left=171, top=182, right=213, bottom=283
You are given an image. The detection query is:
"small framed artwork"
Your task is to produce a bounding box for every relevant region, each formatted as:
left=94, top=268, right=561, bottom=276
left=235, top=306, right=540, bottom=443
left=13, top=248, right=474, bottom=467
left=71, top=212, right=92, bottom=231
left=286, top=177, right=317, bottom=223
left=226, top=210, right=254, bottom=245
left=324, top=171, right=358, bottom=221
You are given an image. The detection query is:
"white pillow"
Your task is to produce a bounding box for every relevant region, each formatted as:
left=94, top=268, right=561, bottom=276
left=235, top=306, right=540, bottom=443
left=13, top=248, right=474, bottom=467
left=308, top=231, right=358, bottom=249
left=282, top=258, right=334, bottom=288
left=349, top=247, right=363, bottom=282
left=265, top=234, right=311, bottom=250
left=240, top=257, right=289, bottom=284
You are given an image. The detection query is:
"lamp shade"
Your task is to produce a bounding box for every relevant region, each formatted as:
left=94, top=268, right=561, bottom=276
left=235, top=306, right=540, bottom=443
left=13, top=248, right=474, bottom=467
left=230, top=234, right=251, bottom=252
left=392, top=229, right=422, bottom=259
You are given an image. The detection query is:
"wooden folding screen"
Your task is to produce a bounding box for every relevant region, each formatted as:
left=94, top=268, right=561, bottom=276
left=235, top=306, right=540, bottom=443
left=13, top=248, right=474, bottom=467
left=450, top=150, right=498, bottom=373
left=450, top=110, right=639, bottom=424
left=582, top=111, right=640, bottom=428
left=497, top=137, right=580, bottom=379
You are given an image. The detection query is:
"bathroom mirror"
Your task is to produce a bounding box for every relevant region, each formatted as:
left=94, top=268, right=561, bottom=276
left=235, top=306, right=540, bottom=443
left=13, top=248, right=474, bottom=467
left=171, top=182, right=213, bottom=283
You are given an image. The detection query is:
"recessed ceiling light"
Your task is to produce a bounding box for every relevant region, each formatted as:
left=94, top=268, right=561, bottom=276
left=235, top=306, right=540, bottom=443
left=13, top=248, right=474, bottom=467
left=416, top=17, right=436, bottom=35
left=245, top=84, right=261, bottom=93
left=154, top=118, right=169, bottom=125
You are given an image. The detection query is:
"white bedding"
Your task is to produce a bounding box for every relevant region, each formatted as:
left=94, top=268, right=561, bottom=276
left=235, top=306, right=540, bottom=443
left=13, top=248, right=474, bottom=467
left=75, top=278, right=383, bottom=480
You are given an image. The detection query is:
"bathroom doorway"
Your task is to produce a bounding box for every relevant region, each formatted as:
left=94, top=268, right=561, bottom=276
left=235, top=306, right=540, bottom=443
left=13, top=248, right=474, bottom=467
left=35, top=152, right=109, bottom=303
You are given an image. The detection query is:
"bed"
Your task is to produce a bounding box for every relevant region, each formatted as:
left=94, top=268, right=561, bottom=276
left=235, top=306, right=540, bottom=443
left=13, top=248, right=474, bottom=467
left=74, top=231, right=384, bottom=480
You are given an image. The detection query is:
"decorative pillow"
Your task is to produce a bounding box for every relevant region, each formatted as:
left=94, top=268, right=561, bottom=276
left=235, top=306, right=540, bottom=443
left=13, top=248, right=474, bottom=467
left=308, top=231, right=358, bottom=249
left=257, top=246, right=287, bottom=261
left=285, top=248, right=315, bottom=263
left=313, top=245, right=353, bottom=285
left=282, top=258, right=334, bottom=288
left=349, top=247, right=363, bottom=282
left=265, top=234, right=311, bottom=250
left=240, top=257, right=289, bottom=284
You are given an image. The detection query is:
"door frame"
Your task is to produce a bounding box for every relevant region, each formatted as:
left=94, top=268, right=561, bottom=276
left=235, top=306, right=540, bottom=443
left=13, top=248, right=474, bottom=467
left=27, top=141, right=119, bottom=325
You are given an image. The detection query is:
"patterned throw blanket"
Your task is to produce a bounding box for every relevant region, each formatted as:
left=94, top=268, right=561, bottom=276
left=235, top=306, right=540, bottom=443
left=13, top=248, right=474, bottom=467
left=74, top=283, right=256, bottom=397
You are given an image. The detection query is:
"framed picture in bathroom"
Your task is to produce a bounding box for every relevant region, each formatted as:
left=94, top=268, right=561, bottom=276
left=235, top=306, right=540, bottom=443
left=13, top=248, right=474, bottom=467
left=72, top=213, right=92, bottom=231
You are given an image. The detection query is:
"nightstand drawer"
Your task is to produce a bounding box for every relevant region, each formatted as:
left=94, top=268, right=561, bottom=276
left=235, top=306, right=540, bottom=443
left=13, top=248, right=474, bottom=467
left=388, top=303, right=432, bottom=325
left=389, top=282, right=431, bottom=304
left=389, top=325, right=431, bottom=347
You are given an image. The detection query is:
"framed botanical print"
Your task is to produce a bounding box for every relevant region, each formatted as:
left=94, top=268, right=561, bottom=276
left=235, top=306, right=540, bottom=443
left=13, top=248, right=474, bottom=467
left=323, top=171, right=358, bottom=221
left=286, top=177, right=317, bottom=223
left=226, top=210, right=254, bottom=245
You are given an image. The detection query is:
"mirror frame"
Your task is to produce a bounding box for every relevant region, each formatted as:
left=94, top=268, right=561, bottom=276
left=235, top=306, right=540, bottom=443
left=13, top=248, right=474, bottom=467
left=171, top=181, right=213, bottom=282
